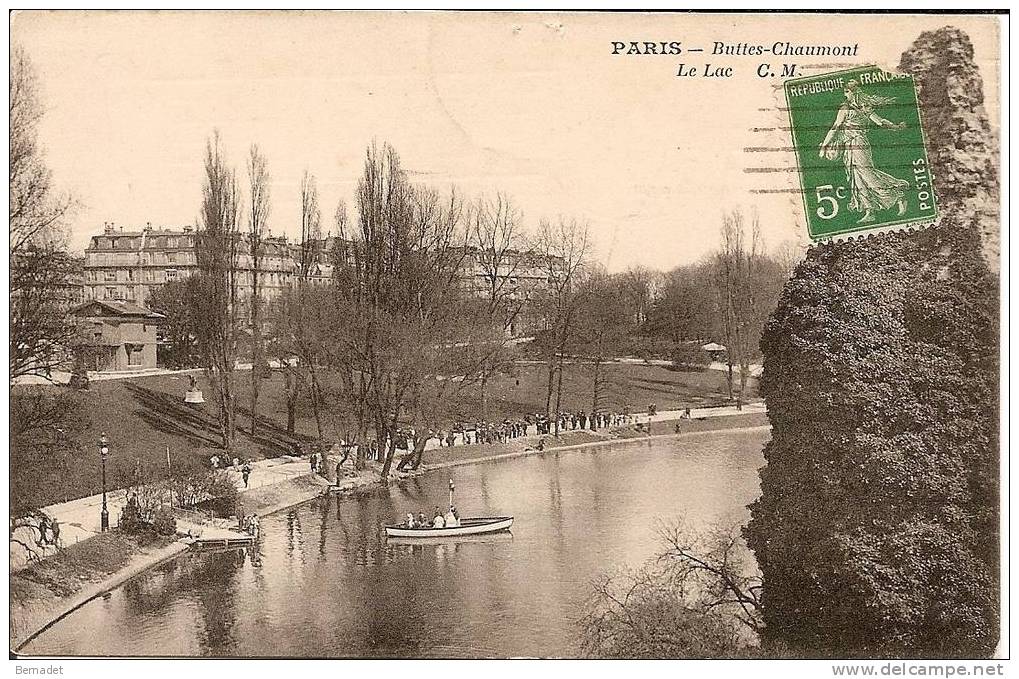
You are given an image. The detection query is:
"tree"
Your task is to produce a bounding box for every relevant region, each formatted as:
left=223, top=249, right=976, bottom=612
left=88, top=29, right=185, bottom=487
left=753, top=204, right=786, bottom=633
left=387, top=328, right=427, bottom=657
left=332, top=142, right=471, bottom=480
left=193, top=132, right=242, bottom=451
left=147, top=277, right=201, bottom=368
left=533, top=216, right=591, bottom=434
left=579, top=520, right=761, bottom=658
left=645, top=259, right=721, bottom=346
left=9, top=46, right=76, bottom=380
left=571, top=271, right=633, bottom=413
left=246, top=144, right=271, bottom=435
left=11, top=387, right=90, bottom=558
left=469, top=193, right=528, bottom=418
left=715, top=211, right=764, bottom=408
left=618, top=265, right=661, bottom=328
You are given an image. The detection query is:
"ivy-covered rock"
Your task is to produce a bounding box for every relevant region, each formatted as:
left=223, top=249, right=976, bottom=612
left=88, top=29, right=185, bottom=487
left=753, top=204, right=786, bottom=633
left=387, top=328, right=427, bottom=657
left=744, top=27, right=999, bottom=658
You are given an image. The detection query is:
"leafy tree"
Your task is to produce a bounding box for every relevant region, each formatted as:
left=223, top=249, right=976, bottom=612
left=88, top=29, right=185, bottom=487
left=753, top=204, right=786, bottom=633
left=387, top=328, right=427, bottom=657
left=147, top=277, right=201, bottom=368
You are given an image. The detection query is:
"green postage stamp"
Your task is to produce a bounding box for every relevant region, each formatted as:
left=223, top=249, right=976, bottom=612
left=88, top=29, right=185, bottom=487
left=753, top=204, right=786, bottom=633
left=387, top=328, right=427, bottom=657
left=784, top=66, right=938, bottom=241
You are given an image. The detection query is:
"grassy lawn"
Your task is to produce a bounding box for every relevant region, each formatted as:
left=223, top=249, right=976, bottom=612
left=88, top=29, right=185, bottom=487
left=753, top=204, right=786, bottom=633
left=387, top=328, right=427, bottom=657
left=12, top=361, right=753, bottom=508
left=474, top=361, right=748, bottom=421
left=11, top=531, right=175, bottom=598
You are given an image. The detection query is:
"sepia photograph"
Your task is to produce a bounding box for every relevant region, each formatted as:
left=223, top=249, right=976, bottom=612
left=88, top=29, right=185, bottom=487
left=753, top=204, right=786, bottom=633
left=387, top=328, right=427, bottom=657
left=7, top=8, right=1006, bottom=669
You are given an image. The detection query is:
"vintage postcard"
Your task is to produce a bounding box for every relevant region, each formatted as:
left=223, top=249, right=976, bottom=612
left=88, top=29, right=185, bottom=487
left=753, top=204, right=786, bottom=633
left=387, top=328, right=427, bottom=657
left=8, top=9, right=1005, bottom=671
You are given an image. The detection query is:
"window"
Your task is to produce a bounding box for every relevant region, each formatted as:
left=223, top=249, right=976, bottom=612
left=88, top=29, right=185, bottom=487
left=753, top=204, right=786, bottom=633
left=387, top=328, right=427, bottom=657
left=167, top=252, right=177, bottom=264
left=105, top=286, right=116, bottom=299
left=127, top=344, right=143, bottom=366
left=105, top=270, right=117, bottom=282
left=127, top=269, right=135, bottom=281
left=126, top=286, right=136, bottom=300
left=166, top=237, right=178, bottom=248
left=165, top=269, right=178, bottom=281
left=145, top=269, right=154, bottom=282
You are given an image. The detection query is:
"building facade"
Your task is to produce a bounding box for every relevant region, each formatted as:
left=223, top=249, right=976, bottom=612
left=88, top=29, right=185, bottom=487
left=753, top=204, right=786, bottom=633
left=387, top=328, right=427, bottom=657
left=83, top=223, right=557, bottom=336
left=71, top=299, right=164, bottom=371
left=83, top=222, right=332, bottom=307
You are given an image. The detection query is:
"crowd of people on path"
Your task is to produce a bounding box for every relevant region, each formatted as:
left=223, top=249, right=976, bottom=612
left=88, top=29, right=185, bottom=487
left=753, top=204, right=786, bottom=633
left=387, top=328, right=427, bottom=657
left=303, top=406, right=653, bottom=472
left=430, top=408, right=640, bottom=447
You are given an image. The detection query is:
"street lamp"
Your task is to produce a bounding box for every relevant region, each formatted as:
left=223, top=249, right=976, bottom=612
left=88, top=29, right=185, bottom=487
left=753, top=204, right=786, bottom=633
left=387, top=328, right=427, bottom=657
left=99, top=433, right=110, bottom=531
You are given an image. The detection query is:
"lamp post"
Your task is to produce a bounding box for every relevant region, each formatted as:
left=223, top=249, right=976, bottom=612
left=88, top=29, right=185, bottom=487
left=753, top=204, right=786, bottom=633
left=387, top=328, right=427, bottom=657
left=99, top=433, right=110, bottom=531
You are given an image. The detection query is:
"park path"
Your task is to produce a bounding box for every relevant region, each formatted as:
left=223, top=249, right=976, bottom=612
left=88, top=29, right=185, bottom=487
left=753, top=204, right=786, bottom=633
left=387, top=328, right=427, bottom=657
left=10, top=455, right=311, bottom=570
left=418, top=400, right=767, bottom=449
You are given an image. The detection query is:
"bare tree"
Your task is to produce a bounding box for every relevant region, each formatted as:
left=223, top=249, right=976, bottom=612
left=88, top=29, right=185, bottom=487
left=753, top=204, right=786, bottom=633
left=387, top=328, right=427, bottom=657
left=333, top=142, right=470, bottom=480
left=296, top=171, right=326, bottom=440
left=534, top=216, right=591, bottom=434
left=572, top=270, right=632, bottom=414
left=715, top=211, right=763, bottom=409
left=9, top=46, right=77, bottom=380
left=194, top=131, right=242, bottom=451
left=469, top=193, right=527, bottom=418
left=579, top=519, right=762, bottom=658
left=246, top=144, right=271, bottom=435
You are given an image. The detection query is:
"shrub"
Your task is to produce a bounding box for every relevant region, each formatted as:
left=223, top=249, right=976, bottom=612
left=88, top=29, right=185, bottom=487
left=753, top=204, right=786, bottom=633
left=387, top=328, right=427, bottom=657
left=670, top=343, right=710, bottom=371
left=152, top=506, right=177, bottom=536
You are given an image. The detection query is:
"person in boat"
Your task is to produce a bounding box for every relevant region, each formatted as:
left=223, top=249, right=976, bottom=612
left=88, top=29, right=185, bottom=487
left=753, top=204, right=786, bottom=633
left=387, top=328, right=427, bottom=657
left=406, top=512, right=417, bottom=528
left=417, top=512, right=428, bottom=528
left=432, top=507, right=446, bottom=529
left=444, top=506, right=459, bottom=528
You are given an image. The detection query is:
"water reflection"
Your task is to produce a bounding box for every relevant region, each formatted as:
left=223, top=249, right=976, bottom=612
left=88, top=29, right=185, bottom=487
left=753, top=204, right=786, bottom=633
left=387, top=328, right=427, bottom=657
left=25, top=429, right=768, bottom=658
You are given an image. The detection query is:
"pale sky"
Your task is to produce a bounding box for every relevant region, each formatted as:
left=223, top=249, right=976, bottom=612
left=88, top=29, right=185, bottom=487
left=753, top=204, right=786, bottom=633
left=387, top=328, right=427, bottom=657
left=13, top=11, right=1000, bottom=272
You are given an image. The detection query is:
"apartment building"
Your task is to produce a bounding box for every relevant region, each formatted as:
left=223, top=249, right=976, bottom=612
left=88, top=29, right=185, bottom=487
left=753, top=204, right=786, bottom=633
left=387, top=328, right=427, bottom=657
left=83, top=222, right=557, bottom=336
left=83, top=222, right=332, bottom=306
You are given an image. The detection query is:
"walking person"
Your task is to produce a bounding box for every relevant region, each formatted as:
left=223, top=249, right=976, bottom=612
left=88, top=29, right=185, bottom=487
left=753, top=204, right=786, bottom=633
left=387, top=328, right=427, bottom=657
left=241, top=461, right=252, bottom=488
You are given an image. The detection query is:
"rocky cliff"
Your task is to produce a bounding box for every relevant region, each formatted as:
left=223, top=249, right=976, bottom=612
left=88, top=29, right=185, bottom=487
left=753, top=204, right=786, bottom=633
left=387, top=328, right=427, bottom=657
left=899, top=26, right=1000, bottom=269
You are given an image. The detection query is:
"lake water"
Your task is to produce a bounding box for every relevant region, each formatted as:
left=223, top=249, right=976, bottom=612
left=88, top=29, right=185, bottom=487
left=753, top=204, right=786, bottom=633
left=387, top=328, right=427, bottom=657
left=24, top=428, right=769, bottom=658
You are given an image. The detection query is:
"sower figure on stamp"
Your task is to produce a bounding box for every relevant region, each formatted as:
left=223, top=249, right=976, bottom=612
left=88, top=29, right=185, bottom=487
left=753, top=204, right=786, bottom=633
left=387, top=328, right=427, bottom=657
left=819, top=79, right=909, bottom=225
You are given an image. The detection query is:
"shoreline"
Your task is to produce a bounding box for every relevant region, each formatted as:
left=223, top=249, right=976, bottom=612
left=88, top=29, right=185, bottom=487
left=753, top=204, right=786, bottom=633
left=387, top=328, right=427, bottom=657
left=12, top=413, right=771, bottom=654
left=422, top=423, right=772, bottom=473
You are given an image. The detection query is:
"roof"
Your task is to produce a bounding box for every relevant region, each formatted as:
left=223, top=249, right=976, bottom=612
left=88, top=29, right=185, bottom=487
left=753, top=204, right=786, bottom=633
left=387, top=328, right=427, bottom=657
left=701, top=342, right=727, bottom=352
left=71, top=299, right=166, bottom=319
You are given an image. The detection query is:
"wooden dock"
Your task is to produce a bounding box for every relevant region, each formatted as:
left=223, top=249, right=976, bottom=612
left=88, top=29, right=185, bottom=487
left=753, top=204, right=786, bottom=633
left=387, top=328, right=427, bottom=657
left=187, top=534, right=255, bottom=550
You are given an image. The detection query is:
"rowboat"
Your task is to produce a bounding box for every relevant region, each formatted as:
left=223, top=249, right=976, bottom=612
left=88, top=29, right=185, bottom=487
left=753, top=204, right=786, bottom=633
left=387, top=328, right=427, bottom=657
left=387, top=531, right=513, bottom=547
left=384, top=516, right=513, bottom=539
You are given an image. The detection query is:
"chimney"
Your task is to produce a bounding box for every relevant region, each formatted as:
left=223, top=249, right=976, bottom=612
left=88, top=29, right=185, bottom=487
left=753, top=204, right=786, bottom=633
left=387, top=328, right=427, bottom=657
left=183, top=225, right=193, bottom=233
left=143, top=222, right=152, bottom=232
left=104, top=221, right=113, bottom=234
